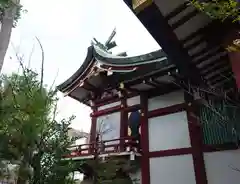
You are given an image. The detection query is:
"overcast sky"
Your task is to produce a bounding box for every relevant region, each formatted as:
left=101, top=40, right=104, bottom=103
left=1, top=0, right=160, bottom=132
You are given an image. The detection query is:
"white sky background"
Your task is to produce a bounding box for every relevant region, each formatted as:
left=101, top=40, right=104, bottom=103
left=1, top=0, right=160, bottom=132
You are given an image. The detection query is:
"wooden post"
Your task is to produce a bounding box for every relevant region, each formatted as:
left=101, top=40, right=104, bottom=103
left=93, top=133, right=99, bottom=184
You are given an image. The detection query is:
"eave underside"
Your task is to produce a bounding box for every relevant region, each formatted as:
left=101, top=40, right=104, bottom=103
left=65, top=61, right=178, bottom=106
left=57, top=45, right=175, bottom=106
left=124, top=0, right=237, bottom=91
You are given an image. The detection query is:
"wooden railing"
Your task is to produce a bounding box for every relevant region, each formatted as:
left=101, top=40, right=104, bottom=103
left=64, top=137, right=140, bottom=159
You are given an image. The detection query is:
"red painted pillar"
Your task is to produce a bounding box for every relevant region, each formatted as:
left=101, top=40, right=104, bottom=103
left=120, top=94, right=127, bottom=151
left=90, top=106, right=97, bottom=153
left=225, top=30, right=240, bottom=88
left=140, top=94, right=150, bottom=184
left=185, top=92, right=208, bottom=184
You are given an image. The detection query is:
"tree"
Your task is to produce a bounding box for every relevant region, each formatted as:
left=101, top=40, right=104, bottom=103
left=0, top=0, right=26, bottom=73
left=0, top=0, right=24, bottom=27
left=191, top=0, right=240, bottom=52
left=0, top=42, right=78, bottom=183
left=0, top=67, right=78, bottom=184
left=191, top=0, right=239, bottom=22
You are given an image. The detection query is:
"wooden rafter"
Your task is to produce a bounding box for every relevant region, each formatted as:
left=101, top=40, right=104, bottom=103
left=190, top=45, right=216, bottom=59
left=180, top=21, right=218, bottom=44
left=201, top=59, right=228, bottom=75
left=194, top=49, right=226, bottom=65
left=165, top=2, right=189, bottom=21
left=170, top=9, right=199, bottom=30
left=134, top=2, right=204, bottom=85
left=184, top=37, right=206, bottom=50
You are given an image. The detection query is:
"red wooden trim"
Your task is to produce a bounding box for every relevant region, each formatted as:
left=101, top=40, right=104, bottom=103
left=71, top=136, right=136, bottom=146
left=91, top=104, right=141, bottom=117
left=203, top=143, right=239, bottom=152
left=185, top=95, right=208, bottom=184
left=95, top=95, right=120, bottom=107
left=91, top=105, right=121, bottom=117
left=148, top=103, right=186, bottom=118
left=125, top=104, right=141, bottom=112
left=140, top=94, right=150, bottom=184
left=94, top=93, right=137, bottom=107
left=120, top=96, right=127, bottom=151
left=90, top=107, right=97, bottom=152
left=147, top=84, right=180, bottom=98
left=148, top=147, right=192, bottom=158
left=63, top=59, right=95, bottom=93
left=65, top=136, right=139, bottom=158
left=100, top=64, right=139, bottom=71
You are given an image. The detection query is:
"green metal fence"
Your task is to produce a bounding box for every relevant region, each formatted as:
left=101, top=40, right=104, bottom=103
left=199, top=101, right=240, bottom=145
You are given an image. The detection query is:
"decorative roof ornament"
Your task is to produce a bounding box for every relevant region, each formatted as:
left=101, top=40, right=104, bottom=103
left=92, top=38, right=109, bottom=52
left=91, top=28, right=128, bottom=56
left=91, top=28, right=117, bottom=53
left=105, top=27, right=117, bottom=49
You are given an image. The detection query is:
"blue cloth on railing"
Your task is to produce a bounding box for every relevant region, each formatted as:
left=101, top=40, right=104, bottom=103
left=128, top=111, right=141, bottom=137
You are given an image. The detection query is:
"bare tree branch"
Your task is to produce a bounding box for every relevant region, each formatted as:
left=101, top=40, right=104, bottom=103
left=35, top=37, right=44, bottom=90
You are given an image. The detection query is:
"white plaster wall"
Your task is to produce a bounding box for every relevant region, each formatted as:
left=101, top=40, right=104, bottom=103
left=148, top=111, right=191, bottom=151
left=127, top=96, right=140, bottom=106
left=97, top=101, right=121, bottom=111
left=96, top=112, right=121, bottom=145
left=129, top=168, right=141, bottom=184
left=150, top=154, right=196, bottom=184
left=204, top=150, right=240, bottom=184
left=148, top=91, right=184, bottom=111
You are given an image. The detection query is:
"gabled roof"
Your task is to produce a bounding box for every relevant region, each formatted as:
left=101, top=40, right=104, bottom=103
left=93, top=44, right=167, bottom=67
left=57, top=46, right=94, bottom=93
left=57, top=43, right=175, bottom=105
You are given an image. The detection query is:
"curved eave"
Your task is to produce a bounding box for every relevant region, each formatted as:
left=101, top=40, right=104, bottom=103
left=57, top=46, right=94, bottom=92
left=93, top=44, right=167, bottom=67
left=57, top=44, right=173, bottom=105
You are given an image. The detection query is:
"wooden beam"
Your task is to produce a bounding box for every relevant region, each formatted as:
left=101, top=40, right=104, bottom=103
left=184, top=37, right=206, bottom=51
left=201, top=55, right=228, bottom=69
left=190, top=45, right=217, bottom=59
left=184, top=92, right=208, bottom=184
left=209, top=71, right=233, bottom=85
left=205, top=66, right=231, bottom=80
left=201, top=59, right=228, bottom=75
left=147, top=83, right=181, bottom=98
left=170, top=9, right=199, bottom=30
left=194, top=48, right=225, bottom=65
left=135, top=2, right=204, bottom=85
left=84, top=81, right=97, bottom=91
left=165, top=2, right=189, bottom=21
left=125, top=86, right=141, bottom=93
left=210, top=76, right=232, bottom=87
left=151, top=78, right=171, bottom=87
left=181, top=21, right=218, bottom=44
left=118, top=66, right=175, bottom=88
left=145, top=81, right=159, bottom=88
